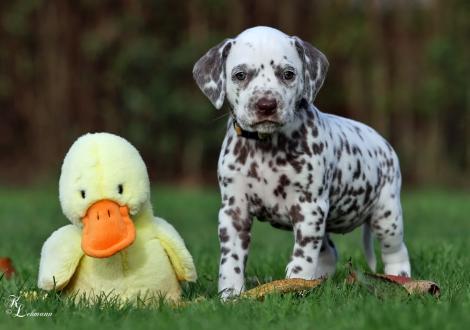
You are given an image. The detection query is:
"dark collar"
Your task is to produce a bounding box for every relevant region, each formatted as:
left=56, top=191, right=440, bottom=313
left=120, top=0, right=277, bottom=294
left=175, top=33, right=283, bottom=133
left=233, top=121, right=271, bottom=141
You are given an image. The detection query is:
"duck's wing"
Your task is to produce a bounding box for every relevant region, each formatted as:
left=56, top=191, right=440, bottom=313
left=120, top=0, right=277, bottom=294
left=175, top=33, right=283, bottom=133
left=153, top=217, right=197, bottom=282
left=38, top=225, right=84, bottom=290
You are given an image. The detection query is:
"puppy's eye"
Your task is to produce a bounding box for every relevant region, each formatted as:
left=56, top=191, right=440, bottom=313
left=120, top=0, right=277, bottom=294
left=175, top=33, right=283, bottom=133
left=80, top=190, right=86, bottom=199
left=234, top=72, right=246, bottom=81
left=118, top=184, right=123, bottom=194
left=283, top=70, right=295, bottom=81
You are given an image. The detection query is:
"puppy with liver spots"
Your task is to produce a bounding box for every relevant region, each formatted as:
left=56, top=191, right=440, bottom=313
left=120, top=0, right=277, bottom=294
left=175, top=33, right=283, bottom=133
left=193, top=26, right=411, bottom=299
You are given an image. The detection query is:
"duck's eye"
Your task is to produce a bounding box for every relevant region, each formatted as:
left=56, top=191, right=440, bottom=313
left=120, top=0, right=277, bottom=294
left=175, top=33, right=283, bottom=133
left=283, top=70, right=295, bottom=81
left=234, top=71, right=246, bottom=81
left=118, top=184, right=123, bottom=194
left=80, top=190, right=86, bottom=199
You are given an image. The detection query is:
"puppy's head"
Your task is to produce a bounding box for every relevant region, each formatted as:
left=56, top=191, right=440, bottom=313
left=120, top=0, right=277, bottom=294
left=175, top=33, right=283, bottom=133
left=193, top=26, right=328, bottom=134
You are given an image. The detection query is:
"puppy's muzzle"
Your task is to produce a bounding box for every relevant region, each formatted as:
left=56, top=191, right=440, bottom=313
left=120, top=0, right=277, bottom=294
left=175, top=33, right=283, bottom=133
left=256, top=97, right=277, bottom=117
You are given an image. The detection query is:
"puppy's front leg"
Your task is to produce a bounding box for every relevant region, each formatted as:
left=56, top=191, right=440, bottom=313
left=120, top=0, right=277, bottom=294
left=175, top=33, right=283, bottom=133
left=286, top=202, right=328, bottom=279
left=217, top=202, right=252, bottom=299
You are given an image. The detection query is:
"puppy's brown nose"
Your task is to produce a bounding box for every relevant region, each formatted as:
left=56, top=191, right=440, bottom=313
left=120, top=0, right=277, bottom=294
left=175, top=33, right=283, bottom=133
left=256, top=98, right=277, bottom=116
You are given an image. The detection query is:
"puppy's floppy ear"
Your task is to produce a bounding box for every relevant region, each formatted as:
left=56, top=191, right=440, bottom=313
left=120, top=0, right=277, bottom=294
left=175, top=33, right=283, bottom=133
left=193, top=39, right=233, bottom=110
left=292, top=36, right=329, bottom=104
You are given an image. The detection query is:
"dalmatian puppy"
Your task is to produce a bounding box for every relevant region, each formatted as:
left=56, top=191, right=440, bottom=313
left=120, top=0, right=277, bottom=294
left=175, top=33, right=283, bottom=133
left=193, top=26, right=411, bottom=299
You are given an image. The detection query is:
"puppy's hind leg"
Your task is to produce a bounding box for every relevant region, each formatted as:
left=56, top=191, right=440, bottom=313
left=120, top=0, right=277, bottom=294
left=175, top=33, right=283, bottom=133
left=370, top=199, right=411, bottom=277
left=362, top=221, right=376, bottom=272
left=314, top=234, right=338, bottom=278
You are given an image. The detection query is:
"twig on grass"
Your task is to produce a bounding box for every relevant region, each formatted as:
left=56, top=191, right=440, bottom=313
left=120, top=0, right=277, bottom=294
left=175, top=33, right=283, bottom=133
left=240, top=278, right=324, bottom=300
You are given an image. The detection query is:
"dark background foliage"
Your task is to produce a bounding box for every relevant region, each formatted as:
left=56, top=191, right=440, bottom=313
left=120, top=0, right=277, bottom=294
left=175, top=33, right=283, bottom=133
left=0, top=0, right=468, bottom=187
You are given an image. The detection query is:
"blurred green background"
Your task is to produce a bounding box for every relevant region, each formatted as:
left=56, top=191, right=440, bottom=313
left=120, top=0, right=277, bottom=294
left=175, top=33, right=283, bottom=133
left=0, top=2, right=469, bottom=327
left=0, top=0, right=469, bottom=187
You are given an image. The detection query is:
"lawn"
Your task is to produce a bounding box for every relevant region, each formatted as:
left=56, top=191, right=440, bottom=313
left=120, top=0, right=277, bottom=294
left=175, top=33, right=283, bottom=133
left=0, top=186, right=469, bottom=330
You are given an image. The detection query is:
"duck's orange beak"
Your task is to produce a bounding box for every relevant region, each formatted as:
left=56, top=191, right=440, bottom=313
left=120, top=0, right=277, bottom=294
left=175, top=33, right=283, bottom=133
left=81, top=200, right=136, bottom=258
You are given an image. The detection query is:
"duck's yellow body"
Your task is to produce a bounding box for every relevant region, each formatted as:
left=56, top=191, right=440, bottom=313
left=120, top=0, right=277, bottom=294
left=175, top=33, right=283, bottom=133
left=65, top=211, right=185, bottom=302
left=38, top=133, right=197, bottom=304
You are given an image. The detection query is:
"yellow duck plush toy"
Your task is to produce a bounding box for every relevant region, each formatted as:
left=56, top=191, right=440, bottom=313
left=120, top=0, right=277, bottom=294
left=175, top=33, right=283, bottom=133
left=38, top=132, right=197, bottom=303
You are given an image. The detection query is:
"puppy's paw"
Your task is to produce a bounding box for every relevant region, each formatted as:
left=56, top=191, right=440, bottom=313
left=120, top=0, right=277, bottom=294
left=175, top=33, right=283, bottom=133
left=384, top=262, right=411, bottom=278
left=285, top=261, right=316, bottom=280
left=218, top=287, right=242, bottom=301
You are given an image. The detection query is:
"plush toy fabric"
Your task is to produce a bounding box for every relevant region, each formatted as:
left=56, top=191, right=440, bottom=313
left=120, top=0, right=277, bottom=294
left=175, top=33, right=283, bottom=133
left=38, top=132, right=197, bottom=303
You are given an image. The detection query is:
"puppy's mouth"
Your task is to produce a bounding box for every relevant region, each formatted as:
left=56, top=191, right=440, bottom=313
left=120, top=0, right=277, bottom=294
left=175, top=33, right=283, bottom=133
left=251, top=120, right=282, bottom=127
left=249, top=120, right=283, bottom=133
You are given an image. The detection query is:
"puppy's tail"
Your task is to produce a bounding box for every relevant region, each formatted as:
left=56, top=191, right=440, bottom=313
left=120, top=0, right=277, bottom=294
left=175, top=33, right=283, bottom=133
left=362, top=222, right=376, bottom=272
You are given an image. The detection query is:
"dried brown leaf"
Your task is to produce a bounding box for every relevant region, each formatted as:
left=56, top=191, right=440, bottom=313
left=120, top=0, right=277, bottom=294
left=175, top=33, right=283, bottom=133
left=0, top=257, right=16, bottom=279
left=402, top=280, right=440, bottom=296
left=366, top=273, right=440, bottom=297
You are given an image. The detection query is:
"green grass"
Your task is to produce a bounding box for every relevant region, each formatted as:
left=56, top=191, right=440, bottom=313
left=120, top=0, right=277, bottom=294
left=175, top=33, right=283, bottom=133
left=1, top=186, right=469, bottom=330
